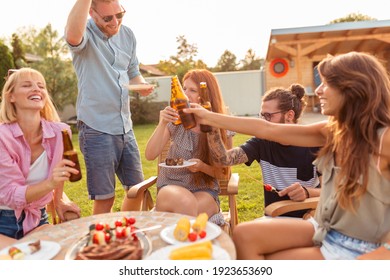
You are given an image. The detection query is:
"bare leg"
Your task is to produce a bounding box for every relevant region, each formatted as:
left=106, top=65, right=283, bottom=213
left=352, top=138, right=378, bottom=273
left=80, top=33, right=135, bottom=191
left=233, top=218, right=323, bottom=260
left=0, top=234, right=16, bottom=250
left=93, top=197, right=115, bottom=214
left=155, top=185, right=198, bottom=216
left=193, top=191, right=219, bottom=218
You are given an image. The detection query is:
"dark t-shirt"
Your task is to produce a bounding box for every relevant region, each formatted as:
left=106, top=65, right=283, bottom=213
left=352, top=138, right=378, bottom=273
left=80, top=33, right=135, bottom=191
left=241, top=137, right=320, bottom=218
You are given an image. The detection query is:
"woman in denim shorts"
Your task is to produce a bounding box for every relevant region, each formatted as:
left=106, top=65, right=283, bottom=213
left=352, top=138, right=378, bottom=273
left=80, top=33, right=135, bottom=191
left=187, top=52, right=390, bottom=260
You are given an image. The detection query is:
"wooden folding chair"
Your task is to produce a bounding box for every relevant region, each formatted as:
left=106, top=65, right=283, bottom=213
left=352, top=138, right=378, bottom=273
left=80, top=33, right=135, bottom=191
left=264, top=197, right=319, bottom=219
left=127, top=141, right=239, bottom=236
left=46, top=192, right=80, bottom=224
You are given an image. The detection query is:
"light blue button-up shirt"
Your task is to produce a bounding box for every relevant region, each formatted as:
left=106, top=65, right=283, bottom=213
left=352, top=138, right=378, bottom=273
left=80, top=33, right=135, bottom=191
left=67, top=19, right=141, bottom=135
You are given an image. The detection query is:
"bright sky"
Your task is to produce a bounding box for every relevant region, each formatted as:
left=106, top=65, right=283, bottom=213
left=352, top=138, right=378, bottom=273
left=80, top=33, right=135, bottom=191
left=1, top=0, right=390, bottom=66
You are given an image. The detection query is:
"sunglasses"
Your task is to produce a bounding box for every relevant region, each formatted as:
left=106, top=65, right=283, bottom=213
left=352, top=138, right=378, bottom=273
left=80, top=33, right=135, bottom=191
left=259, top=111, right=285, bottom=121
left=93, top=6, right=126, bottom=23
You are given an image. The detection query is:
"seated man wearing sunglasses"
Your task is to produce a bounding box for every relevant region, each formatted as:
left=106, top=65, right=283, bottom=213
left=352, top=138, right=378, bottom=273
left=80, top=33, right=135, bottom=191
left=65, top=0, right=154, bottom=214
left=207, top=84, right=321, bottom=218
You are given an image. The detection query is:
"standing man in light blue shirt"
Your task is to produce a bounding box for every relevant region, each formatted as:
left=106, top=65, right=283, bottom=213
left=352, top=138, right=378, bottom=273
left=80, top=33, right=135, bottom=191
left=65, top=0, right=154, bottom=214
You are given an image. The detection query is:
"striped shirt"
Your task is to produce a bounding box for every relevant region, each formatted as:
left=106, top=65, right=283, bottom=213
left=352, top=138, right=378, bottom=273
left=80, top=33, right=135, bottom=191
left=241, top=137, right=320, bottom=217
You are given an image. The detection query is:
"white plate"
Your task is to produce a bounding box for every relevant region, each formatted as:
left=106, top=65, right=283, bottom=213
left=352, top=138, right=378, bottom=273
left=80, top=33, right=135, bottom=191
left=160, top=219, right=221, bottom=245
left=0, top=240, right=61, bottom=260
left=145, top=244, right=230, bottom=260
left=125, top=84, right=155, bottom=91
left=158, top=160, right=196, bottom=169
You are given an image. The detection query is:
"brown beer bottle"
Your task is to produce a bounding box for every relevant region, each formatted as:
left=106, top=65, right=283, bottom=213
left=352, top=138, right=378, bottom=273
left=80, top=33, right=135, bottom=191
left=170, top=76, right=182, bottom=126
left=61, top=130, right=82, bottom=182
left=170, top=75, right=196, bottom=129
left=199, top=82, right=212, bottom=133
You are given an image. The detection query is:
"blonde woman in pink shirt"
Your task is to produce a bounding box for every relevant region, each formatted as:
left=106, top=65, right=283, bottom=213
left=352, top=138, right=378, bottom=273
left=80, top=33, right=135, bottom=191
left=0, top=68, right=80, bottom=248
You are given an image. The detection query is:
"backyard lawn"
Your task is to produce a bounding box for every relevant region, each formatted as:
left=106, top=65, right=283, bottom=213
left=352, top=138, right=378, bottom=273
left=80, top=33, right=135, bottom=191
left=64, top=124, right=264, bottom=223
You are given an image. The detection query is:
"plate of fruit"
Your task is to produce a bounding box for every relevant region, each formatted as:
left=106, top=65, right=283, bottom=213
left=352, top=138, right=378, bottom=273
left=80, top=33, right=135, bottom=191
left=0, top=240, right=60, bottom=260
left=160, top=213, right=221, bottom=245
left=65, top=216, right=152, bottom=260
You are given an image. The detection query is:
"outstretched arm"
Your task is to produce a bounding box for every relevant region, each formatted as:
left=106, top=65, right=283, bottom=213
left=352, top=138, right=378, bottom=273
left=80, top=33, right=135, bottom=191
left=207, top=128, right=248, bottom=166
left=185, top=105, right=328, bottom=147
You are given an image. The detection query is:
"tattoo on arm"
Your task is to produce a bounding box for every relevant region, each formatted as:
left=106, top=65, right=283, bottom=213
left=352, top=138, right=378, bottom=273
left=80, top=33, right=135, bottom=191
left=207, top=129, right=248, bottom=165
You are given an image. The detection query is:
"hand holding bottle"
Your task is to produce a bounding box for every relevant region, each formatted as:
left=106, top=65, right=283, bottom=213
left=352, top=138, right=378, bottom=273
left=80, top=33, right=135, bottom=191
left=159, top=106, right=179, bottom=125
left=48, top=159, right=82, bottom=189
left=199, top=82, right=213, bottom=133
left=170, top=75, right=196, bottom=129
left=183, top=103, right=212, bottom=125
left=62, top=130, right=82, bottom=182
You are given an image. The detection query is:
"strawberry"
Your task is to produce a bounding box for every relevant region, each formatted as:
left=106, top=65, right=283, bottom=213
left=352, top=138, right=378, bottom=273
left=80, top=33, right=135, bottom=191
left=114, top=220, right=123, bottom=228
left=123, top=226, right=131, bottom=238
left=132, top=233, right=139, bottom=241
left=115, top=227, right=125, bottom=238
left=95, top=222, right=105, bottom=231
left=127, top=216, right=136, bottom=225
left=104, top=232, right=112, bottom=243
left=92, top=231, right=106, bottom=245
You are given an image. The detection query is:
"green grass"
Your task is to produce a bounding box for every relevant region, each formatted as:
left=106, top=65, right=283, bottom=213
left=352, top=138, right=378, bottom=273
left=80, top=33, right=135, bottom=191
left=64, top=124, right=264, bottom=223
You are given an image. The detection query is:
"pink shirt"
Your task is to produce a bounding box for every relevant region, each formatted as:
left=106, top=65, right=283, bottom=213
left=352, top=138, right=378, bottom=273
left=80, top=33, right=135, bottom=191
left=0, top=119, right=70, bottom=234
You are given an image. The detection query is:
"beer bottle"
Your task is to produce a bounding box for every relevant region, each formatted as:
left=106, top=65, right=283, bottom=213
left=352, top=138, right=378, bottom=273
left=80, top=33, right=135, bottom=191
left=61, top=130, right=82, bottom=182
left=199, top=82, right=212, bottom=133
left=170, top=77, right=181, bottom=126
left=170, top=75, right=196, bottom=130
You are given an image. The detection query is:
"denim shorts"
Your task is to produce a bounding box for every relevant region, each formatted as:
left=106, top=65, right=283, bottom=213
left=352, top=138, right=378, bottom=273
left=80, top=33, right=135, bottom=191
left=0, top=208, right=49, bottom=239
left=321, top=230, right=381, bottom=260
left=78, top=121, right=144, bottom=200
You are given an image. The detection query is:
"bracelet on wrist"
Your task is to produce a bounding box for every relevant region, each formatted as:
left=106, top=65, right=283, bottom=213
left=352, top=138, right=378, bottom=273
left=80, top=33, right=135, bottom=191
left=384, top=242, right=390, bottom=250
left=302, top=185, right=310, bottom=198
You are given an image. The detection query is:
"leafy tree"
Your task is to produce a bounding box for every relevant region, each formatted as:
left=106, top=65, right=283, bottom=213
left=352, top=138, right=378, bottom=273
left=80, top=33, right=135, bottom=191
left=213, top=50, right=238, bottom=72
left=157, top=35, right=208, bottom=80
left=194, top=59, right=208, bottom=70
left=0, top=40, right=15, bottom=94
left=330, top=13, right=376, bottom=24
left=130, top=92, right=165, bottom=124
left=11, top=34, right=27, bottom=68
left=176, top=35, right=198, bottom=61
left=238, top=48, right=263, bottom=71
left=16, top=24, right=77, bottom=110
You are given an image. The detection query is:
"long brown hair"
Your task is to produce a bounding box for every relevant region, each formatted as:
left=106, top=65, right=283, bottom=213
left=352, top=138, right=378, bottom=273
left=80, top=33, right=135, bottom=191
left=317, top=52, right=390, bottom=211
left=183, top=69, right=229, bottom=186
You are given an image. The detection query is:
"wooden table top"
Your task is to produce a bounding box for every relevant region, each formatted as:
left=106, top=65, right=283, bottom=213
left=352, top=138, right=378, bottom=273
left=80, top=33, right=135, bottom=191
left=14, top=211, right=236, bottom=260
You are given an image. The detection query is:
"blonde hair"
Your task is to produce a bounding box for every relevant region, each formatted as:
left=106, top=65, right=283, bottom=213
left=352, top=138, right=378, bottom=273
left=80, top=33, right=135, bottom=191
left=0, top=68, right=60, bottom=123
